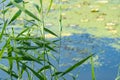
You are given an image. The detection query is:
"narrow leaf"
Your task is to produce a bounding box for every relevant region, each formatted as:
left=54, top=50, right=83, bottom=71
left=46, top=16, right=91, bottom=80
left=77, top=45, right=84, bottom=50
left=6, top=0, right=23, bottom=7
left=33, top=3, right=41, bottom=13
left=0, top=37, right=11, bottom=59
left=47, top=0, right=53, bottom=14
left=0, top=64, right=18, bottom=78
left=1, top=8, right=9, bottom=14
left=60, top=54, right=94, bottom=76
left=37, top=65, right=51, bottom=73
left=0, top=20, right=7, bottom=40
left=44, top=28, right=58, bottom=37
left=11, top=0, right=40, bottom=21
left=20, top=62, right=46, bottom=80
left=16, top=27, right=30, bottom=38
left=9, top=10, right=22, bottom=24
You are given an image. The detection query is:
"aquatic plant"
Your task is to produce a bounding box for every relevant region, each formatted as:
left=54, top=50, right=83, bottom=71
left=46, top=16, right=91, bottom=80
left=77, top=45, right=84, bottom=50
left=0, top=0, right=94, bottom=80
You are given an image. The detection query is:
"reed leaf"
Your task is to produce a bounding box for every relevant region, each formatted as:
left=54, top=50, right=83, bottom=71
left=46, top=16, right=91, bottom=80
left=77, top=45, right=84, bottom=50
left=47, top=0, right=53, bottom=14
left=0, top=20, right=7, bottom=40
left=33, top=40, right=57, bottom=52
left=33, top=3, right=41, bottom=13
left=6, top=0, right=23, bottom=7
left=44, top=28, right=58, bottom=37
left=2, top=56, right=43, bottom=62
left=13, top=49, right=42, bottom=64
left=0, top=37, right=11, bottom=59
left=6, top=40, right=13, bottom=79
left=9, top=10, right=22, bottom=24
left=16, top=46, right=39, bottom=50
left=16, top=27, right=30, bottom=38
left=0, top=64, right=18, bottom=78
left=11, top=0, right=40, bottom=21
left=52, top=72, right=63, bottom=76
left=1, top=8, right=9, bottom=14
left=20, top=62, right=46, bottom=80
left=0, top=0, right=6, bottom=3
left=37, top=65, right=51, bottom=73
left=57, top=54, right=94, bottom=76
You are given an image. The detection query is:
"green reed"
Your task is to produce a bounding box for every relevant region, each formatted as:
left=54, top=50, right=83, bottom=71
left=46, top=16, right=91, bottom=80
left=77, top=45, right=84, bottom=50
left=0, top=0, right=94, bottom=80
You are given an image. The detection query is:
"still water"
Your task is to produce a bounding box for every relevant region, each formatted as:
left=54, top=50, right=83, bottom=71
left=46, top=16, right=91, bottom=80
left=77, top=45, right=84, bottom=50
left=58, top=33, right=120, bottom=80
left=0, top=32, right=120, bottom=80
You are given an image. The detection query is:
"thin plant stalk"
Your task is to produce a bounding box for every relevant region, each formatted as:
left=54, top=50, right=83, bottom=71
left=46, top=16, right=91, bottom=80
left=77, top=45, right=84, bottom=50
left=58, top=0, right=62, bottom=69
left=91, top=56, right=96, bottom=80
left=2, top=2, right=5, bottom=23
left=39, top=0, right=47, bottom=80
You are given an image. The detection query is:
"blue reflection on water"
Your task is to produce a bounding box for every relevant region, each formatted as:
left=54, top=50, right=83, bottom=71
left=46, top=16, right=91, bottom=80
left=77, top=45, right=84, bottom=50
left=57, top=33, right=120, bottom=80
left=0, top=32, right=120, bottom=80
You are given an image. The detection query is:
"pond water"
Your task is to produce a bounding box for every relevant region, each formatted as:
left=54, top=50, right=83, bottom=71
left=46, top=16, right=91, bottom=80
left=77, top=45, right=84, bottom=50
left=57, top=33, right=120, bottom=80
left=0, top=32, right=120, bottom=80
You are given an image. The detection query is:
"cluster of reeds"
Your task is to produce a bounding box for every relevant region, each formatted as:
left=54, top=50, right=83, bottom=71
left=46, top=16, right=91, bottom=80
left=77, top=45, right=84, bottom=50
left=0, top=0, right=94, bottom=80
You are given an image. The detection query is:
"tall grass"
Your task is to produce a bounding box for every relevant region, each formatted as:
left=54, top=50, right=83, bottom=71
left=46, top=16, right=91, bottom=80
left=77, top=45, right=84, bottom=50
left=0, top=0, right=94, bottom=80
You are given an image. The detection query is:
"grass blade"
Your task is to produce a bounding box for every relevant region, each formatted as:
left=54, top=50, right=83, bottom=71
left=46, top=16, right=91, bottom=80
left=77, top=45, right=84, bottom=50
left=1, top=8, right=9, bottom=14
left=11, top=0, right=40, bottom=21
left=9, top=10, right=22, bottom=24
left=44, top=28, right=58, bottom=37
left=16, top=46, right=39, bottom=50
left=16, top=27, right=30, bottom=38
left=13, top=49, right=42, bottom=64
left=6, top=0, right=23, bottom=7
left=20, top=62, right=46, bottom=80
left=0, top=37, right=11, bottom=59
left=0, top=64, right=18, bottom=78
left=33, top=3, right=41, bottom=13
left=37, top=65, right=51, bottom=73
left=60, top=54, right=94, bottom=76
left=47, top=0, right=53, bottom=14
left=0, top=20, right=7, bottom=40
